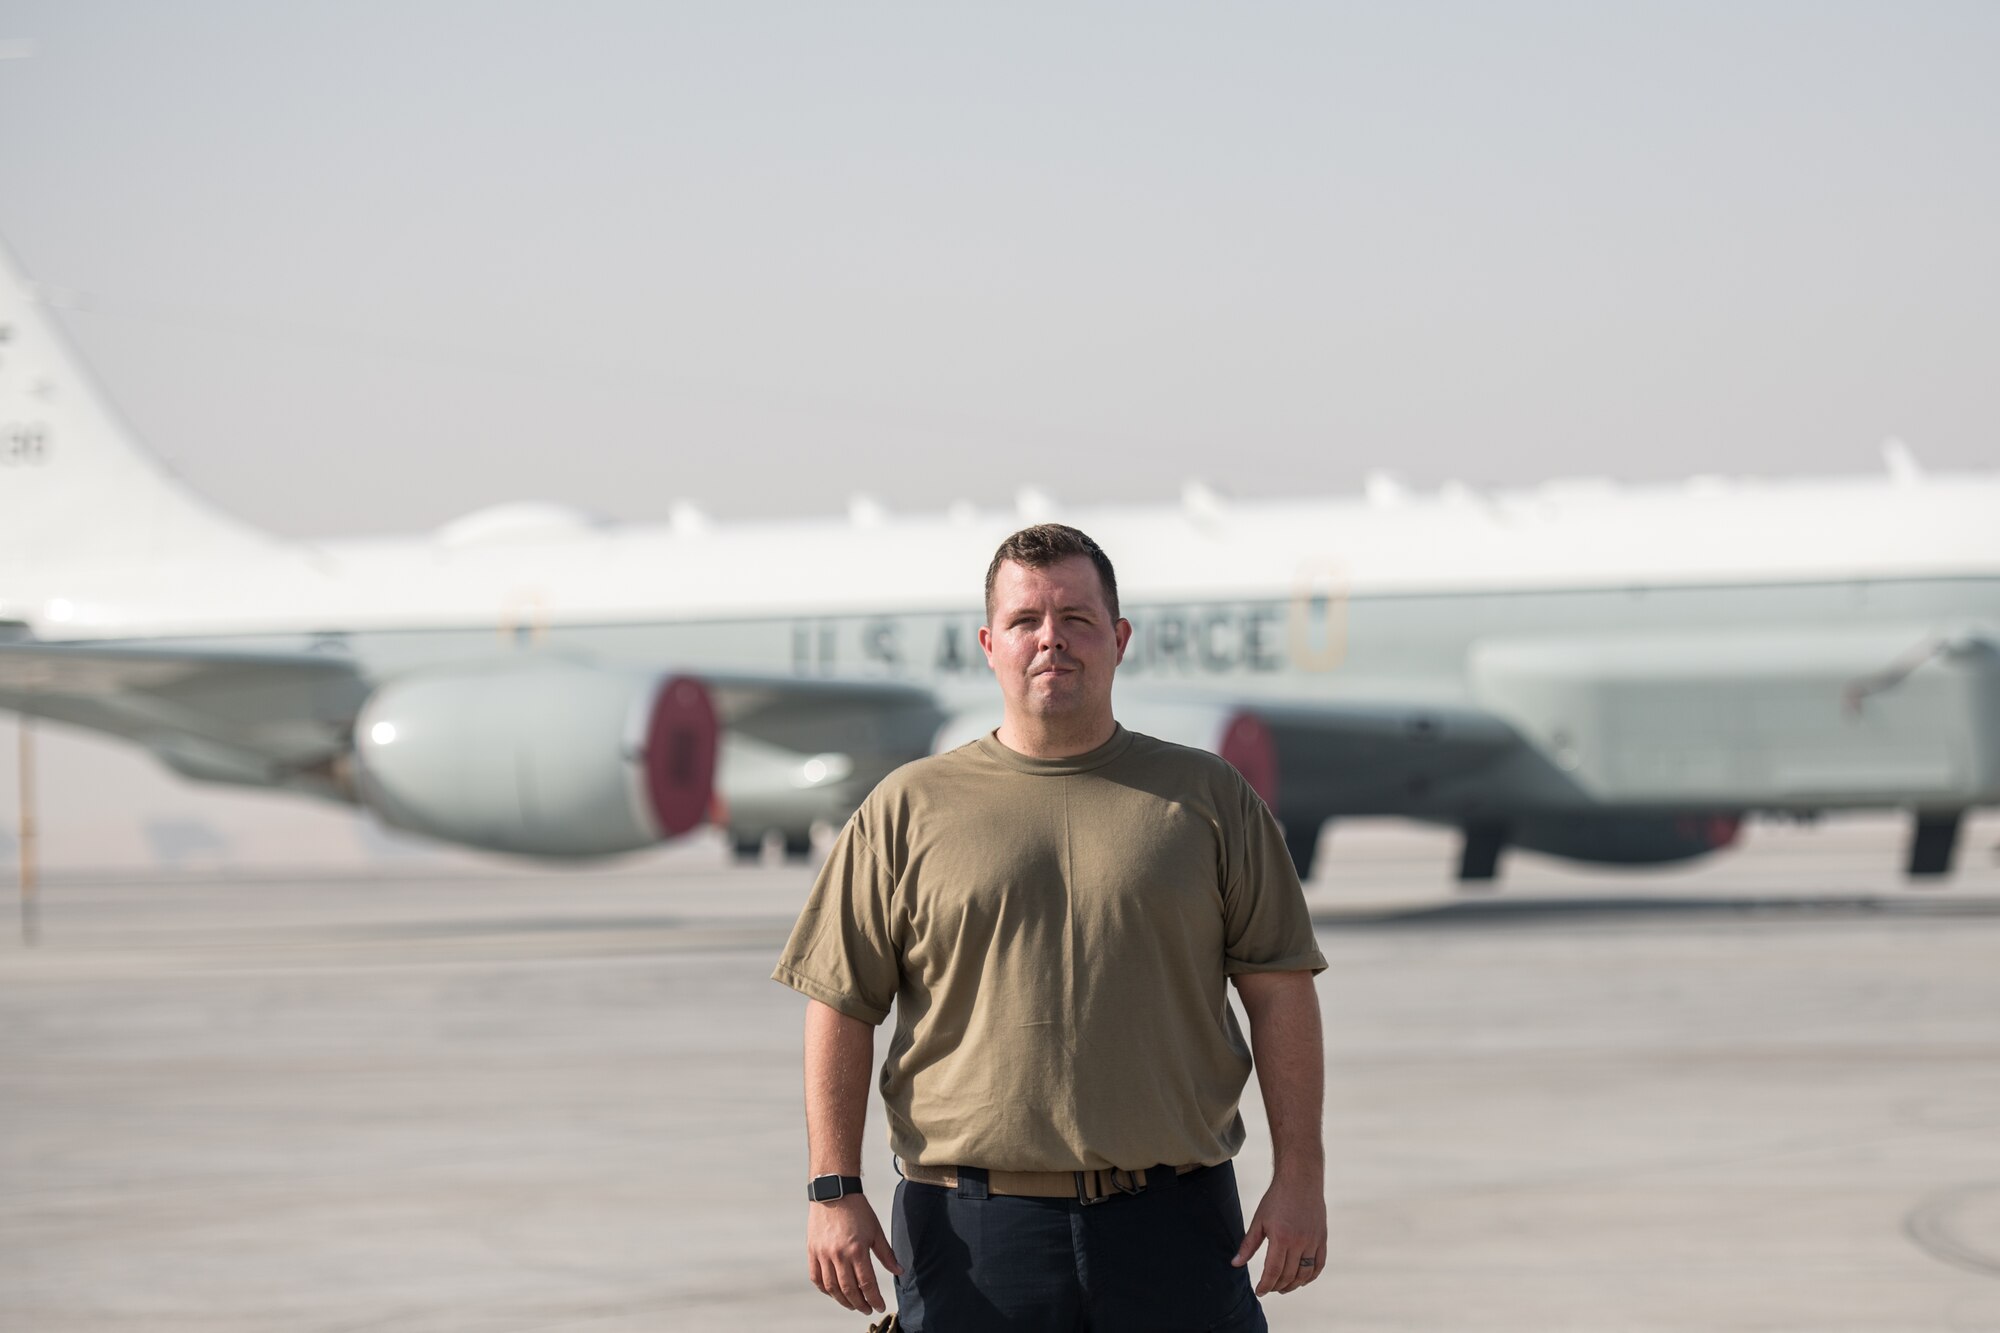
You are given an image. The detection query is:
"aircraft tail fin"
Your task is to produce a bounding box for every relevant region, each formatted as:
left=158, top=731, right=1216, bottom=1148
left=1, top=238, right=278, bottom=613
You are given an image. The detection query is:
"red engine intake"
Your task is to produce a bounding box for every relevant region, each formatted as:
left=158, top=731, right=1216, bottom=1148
left=643, top=675, right=721, bottom=838
left=1218, top=711, right=1280, bottom=810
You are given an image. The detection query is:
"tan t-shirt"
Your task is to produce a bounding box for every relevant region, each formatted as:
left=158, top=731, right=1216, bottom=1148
left=772, top=724, right=1326, bottom=1173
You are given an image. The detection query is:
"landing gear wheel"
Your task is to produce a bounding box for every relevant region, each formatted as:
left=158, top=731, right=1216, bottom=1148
left=1458, top=822, right=1507, bottom=886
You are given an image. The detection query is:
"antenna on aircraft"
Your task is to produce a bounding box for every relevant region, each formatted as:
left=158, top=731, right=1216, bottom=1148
left=1015, top=488, right=1057, bottom=521
left=1181, top=479, right=1226, bottom=519
left=1882, top=437, right=1922, bottom=487
left=1181, top=479, right=1229, bottom=534
left=668, top=502, right=710, bottom=536
left=1364, top=471, right=1408, bottom=508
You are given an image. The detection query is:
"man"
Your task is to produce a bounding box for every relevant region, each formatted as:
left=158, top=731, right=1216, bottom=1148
left=773, top=523, right=1327, bottom=1331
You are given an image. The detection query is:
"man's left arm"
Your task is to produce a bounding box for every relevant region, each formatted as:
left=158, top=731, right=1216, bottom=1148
left=1229, top=968, right=1326, bottom=1296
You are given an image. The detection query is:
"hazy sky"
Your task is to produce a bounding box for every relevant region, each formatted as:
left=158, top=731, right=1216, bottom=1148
left=2, top=3, right=1997, bottom=871
left=2, top=1, right=1995, bottom=542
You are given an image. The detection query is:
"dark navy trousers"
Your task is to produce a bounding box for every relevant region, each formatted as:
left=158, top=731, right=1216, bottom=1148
left=889, top=1161, right=1267, bottom=1332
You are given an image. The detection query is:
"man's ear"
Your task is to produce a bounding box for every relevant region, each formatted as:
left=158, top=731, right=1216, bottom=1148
left=1113, top=618, right=1132, bottom=664
left=977, top=624, right=995, bottom=668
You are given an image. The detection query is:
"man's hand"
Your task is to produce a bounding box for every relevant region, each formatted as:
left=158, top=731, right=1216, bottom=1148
left=802, top=1002, right=899, bottom=1311
left=1231, top=968, right=1326, bottom=1296
left=807, top=1194, right=903, bottom=1313
left=1231, top=1170, right=1328, bottom=1296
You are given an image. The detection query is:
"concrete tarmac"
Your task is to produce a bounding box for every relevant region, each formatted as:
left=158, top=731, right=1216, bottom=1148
left=4, top=817, right=2000, bottom=1331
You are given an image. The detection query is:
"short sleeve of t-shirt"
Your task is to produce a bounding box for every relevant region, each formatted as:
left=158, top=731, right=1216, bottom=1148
left=1221, top=772, right=1327, bottom=977
left=771, top=811, right=900, bottom=1024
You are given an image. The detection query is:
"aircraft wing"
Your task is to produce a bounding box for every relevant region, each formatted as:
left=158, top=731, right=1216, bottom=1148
left=0, top=642, right=952, bottom=841
left=0, top=641, right=372, bottom=791
left=702, top=671, right=946, bottom=739
left=700, top=668, right=948, bottom=752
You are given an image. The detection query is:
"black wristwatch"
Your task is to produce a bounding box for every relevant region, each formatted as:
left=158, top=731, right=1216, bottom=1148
left=808, top=1173, right=864, bottom=1203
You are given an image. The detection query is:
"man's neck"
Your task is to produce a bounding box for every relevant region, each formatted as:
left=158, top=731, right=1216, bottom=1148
left=995, top=713, right=1118, bottom=760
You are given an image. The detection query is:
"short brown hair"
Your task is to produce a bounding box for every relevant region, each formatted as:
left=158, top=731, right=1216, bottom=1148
left=983, top=524, right=1120, bottom=623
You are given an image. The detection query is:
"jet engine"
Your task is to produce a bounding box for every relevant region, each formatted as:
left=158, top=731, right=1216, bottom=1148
left=352, top=659, right=718, bottom=857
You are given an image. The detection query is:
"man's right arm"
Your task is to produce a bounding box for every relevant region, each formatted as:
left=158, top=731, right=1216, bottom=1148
left=804, top=998, right=902, bottom=1314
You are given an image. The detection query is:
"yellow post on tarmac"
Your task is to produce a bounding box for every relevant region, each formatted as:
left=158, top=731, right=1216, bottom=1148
left=18, top=716, right=36, bottom=948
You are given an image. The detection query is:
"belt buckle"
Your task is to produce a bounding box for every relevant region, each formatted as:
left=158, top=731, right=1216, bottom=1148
left=1075, top=1168, right=1144, bottom=1205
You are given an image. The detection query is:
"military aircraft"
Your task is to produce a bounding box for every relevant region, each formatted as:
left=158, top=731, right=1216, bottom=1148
left=3, top=240, right=1996, bottom=883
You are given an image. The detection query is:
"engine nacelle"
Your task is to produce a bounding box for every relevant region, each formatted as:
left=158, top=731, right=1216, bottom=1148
left=1510, top=811, right=1743, bottom=865
left=352, top=659, right=718, bottom=858
left=718, top=735, right=862, bottom=838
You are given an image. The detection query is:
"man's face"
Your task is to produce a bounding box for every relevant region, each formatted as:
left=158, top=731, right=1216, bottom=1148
left=979, top=556, right=1132, bottom=729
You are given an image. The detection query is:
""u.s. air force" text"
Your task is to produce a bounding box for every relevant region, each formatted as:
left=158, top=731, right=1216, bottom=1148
left=790, top=605, right=1322, bottom=677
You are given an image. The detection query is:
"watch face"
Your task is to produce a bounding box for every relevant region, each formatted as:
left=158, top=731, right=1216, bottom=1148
left=809, top=1174, right=857, bottom=1202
